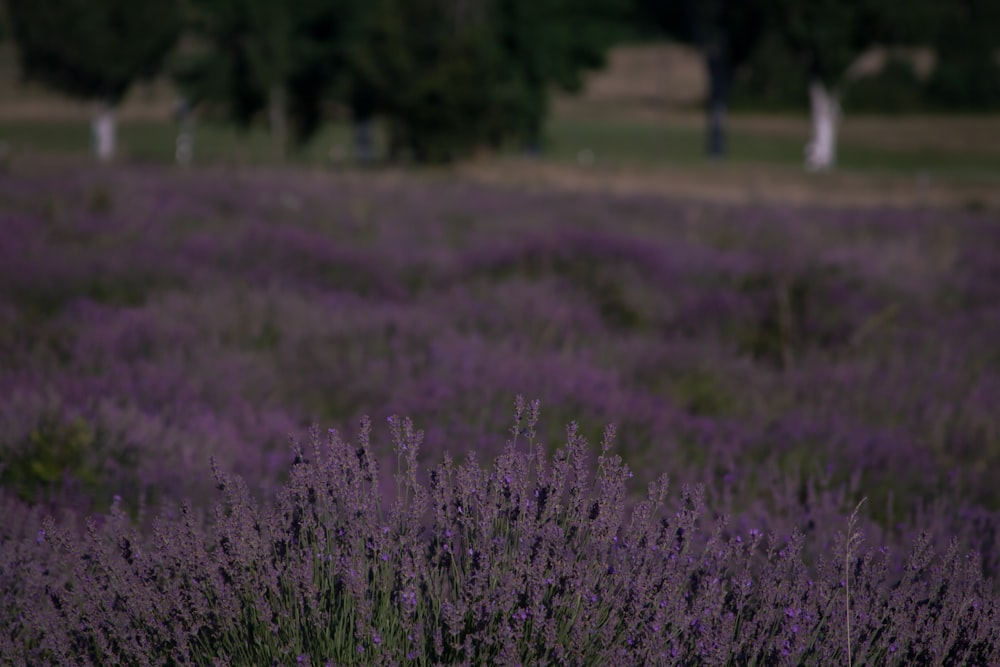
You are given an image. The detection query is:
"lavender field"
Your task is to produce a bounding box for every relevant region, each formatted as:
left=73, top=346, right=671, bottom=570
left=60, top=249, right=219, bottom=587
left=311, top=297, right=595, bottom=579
left=2, top=160, right=999, bottom=664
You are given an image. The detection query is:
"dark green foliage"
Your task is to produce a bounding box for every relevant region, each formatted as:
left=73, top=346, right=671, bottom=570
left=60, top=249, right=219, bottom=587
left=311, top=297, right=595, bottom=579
left=928, top=57, right=1000, bottom=112
left=348, top=0, right=626, bottom=161
left=923, top=0, right=1000, bottom=110
left=846, top=58, right=927, bottom=114
left=5, top=0, right=180, bottom=103
left=0, top=405, right=149, bottom=520
left=286, top=1, right=366, bottom=144
left=173, top=0, right=625, bottom=161
left=348, top=0, right=499, bottom=162
left=715, top=0, right=998, bottom=113
left=1, top=415, right=100, bottom=504
left=748, top=0, right=949, bottom=88
left=489, top=0, right=628, bottom=151
left=776, top=0, right=869, bottom=83
left=857, top=0, right=1000, bottom=112
left=174, top=0, right=362, bottom=147
left=731, top=29, right=809, bottom=111
left=172, top=3, right=269, bottom=129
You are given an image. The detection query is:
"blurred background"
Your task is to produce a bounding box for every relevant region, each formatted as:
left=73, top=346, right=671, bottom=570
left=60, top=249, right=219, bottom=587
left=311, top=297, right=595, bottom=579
left=0, top=0, right=998, bottom=203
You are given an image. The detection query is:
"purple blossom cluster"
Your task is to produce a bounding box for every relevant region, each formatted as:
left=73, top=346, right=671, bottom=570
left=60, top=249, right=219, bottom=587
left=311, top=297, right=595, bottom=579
left=1, top=160, right=999, bottom=662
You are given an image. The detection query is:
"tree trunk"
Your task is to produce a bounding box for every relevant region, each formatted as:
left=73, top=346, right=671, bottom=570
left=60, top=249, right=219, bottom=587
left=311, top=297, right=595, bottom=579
left=523, top=93, right=545, bottom=158
left=387, top=122, right=404, bottom=164
left=268, top=83, right=288, bottom=162
left=805, top=79, right=840, bottom=171
left=704, top=32, right=730, bottom=159
left=92, top=100, right=116, bottom=163
left=354, top=116, right=374, bottom=166
left=174, top=98, right=195, bottom=166
left=707, top=101, right=727, bottom=160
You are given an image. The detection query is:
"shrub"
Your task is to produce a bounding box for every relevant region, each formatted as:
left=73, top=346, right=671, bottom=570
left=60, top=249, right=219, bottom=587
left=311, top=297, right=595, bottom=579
left=1, top=413, right=101, bottom=504
left=5, top=401, right=998, bottom=665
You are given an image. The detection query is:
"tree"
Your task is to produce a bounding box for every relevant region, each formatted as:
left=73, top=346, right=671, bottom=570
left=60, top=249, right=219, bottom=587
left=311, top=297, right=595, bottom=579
left=5, top=0, right=180, bottom=162
left=764, top=0, right=948, bottom=170
left=638, top=1, right=964, bottom=167
left=636, top=0, right=766, bottom=159
left=174, top=0, right=362, bottom=160
left=772, top=0, right=863, bottom=170
left=490, top=0, right=629, bottom=152
left=345, top=0, right=498, bottom=163
left=172, top=0, right=625, bottom=164
left=349, top=0, right=627, bottom=163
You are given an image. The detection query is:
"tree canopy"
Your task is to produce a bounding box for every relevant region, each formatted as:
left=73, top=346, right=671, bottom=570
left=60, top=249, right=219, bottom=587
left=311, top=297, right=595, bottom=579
left=172, top=0, right=628, bottom=162
left=173, top=0, right=362, bottom=149
left=5, top=0, right=180, bottom=104
left=716, top=0, right=998, bottom=112
left=926, top=0, right=1000, bottom=110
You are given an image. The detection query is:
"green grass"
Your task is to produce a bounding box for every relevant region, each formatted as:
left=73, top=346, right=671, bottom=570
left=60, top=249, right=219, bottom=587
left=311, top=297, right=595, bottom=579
left=0, top=119, right=361, bottom=166
left=543, top=117, right=1000, bottom=179
left=542, top=118, right=809, bottom=166
left=1, top=114, right=998, bottom=181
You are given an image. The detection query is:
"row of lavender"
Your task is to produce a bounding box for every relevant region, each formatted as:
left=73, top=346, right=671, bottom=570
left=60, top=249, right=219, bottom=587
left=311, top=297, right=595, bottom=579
left=4, top=411, right=997, bottom=664
left=1, top=161, right=999, bottom=662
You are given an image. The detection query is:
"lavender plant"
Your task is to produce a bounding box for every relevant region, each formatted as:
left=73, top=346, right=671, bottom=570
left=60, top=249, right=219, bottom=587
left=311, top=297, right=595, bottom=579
left=2, top=159, right=1000, bottom=662
left=4, top=401, right=998, bottom=665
